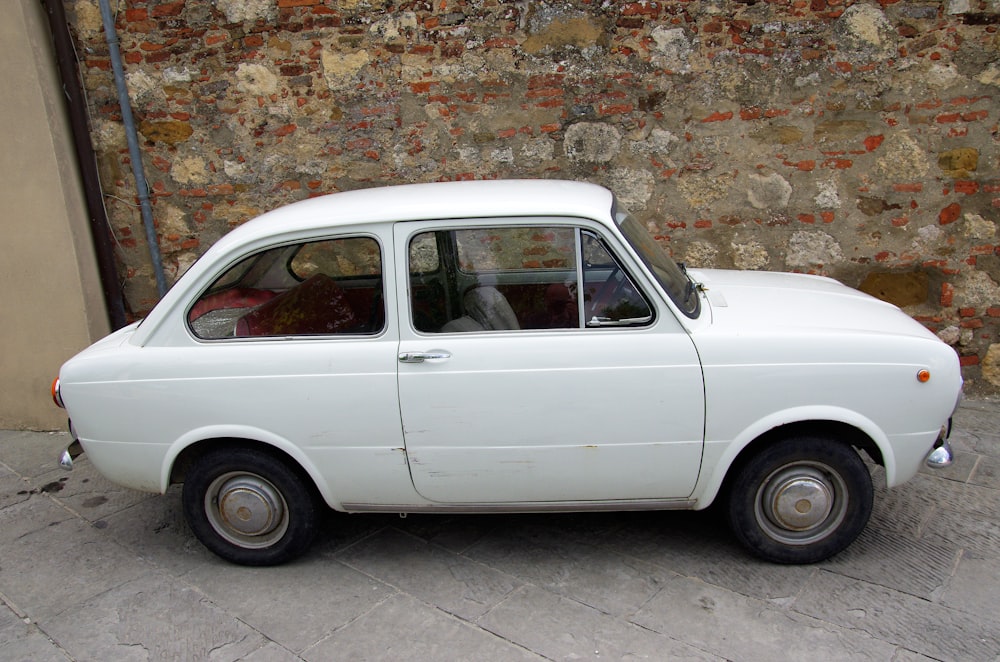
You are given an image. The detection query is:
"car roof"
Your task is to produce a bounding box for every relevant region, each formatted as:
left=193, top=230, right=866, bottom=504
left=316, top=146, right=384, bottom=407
left=218, top=179, right=616, bottom=248
left=133, top=180, right=619, bottom=346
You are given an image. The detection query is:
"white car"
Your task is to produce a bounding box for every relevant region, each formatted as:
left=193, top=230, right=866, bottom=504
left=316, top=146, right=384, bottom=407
left=53, top=179, right=962, bottom=566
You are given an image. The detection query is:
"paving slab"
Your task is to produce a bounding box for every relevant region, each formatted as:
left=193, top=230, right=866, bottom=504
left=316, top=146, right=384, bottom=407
left=181, top=556, right=394, bottom=654
left=792, top=570, right=1000, bottom=661
left=41, top=573, right=268, bottom=662
left=632, top=574, right=899, bottom=662
left=479, top=584, right=719, bottom=661
left=304, top=593, right=540, bottom=661
left=0, top=602, right=70, bottom=662
left=1, top=397, right=999, bottom=660
left=336, top=527, right=521, bottom=621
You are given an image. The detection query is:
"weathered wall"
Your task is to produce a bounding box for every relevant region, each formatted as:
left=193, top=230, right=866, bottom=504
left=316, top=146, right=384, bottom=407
left=68, top=0, right=1000, bottom=390
left=0, top=0, right=109, bottom=429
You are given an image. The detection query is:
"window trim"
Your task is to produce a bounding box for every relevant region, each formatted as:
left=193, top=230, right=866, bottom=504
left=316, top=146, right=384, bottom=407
left=404, top=221, right=657, bottom=335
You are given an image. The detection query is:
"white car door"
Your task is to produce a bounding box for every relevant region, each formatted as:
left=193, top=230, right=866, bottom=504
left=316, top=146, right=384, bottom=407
left=394, top=220, right=705, bottom=505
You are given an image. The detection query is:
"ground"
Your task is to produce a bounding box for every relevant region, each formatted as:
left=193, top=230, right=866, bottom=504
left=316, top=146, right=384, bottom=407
left=1, top=399, right=999, bottom=660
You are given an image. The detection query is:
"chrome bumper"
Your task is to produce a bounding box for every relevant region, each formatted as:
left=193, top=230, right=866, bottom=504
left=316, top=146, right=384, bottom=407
left=924, top=420, right=954, bottom=469
left=59, top=440, right=83, bottom=471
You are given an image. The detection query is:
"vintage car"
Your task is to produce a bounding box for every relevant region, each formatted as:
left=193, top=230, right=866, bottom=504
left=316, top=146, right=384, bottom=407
left=53, top=179, right=962, bottom=566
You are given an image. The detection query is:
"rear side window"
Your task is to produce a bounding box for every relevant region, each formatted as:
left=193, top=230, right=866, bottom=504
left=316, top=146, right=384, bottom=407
left=188, top=236, right=384, bottom=339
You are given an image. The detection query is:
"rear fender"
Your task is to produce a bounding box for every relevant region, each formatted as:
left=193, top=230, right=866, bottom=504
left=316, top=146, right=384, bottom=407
left=160, top=425, right=337, bottom=508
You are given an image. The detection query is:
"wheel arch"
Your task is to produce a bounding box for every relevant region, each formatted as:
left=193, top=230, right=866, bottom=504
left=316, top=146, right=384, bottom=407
left=696, top=408, right=891, bottom=508
left=161, top=427, right=337, bottom=508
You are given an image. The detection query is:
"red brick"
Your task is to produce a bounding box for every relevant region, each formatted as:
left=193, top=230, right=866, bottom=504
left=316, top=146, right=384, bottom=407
left=528, top=74, right=565, bottom=89
left=939, top=202, right=962, bottom=224
left=701, top=111, right=733, bottom=123
left=151, top=1, right=185, bottom=18
left=207, top=183, right=234, bottom=195
left=526, top=88, right=563, bottom=100
left=484, top=37, right=518, bottom=48
left=600, top=104, right=633, bottom=116
left=863, top=134, right=884, bottom=152
left=823, top=158, right=853, bottom=169
left=622, top=2, right=661, bottom=16
left=941, top=282, right=955, bottom=307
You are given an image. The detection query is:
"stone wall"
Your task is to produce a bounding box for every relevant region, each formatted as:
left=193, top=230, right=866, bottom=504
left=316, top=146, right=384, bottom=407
left=67, top=0, right=1000, bottom=390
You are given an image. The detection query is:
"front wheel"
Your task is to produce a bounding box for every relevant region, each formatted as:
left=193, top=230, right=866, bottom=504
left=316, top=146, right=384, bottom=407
left=182, top=447, right=319, bottom=566
left=726, top=437, right=873, bottom=564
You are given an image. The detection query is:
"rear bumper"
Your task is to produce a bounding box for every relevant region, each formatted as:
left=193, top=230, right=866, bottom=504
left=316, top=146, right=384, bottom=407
left=59, top=421, right=83, bottom=471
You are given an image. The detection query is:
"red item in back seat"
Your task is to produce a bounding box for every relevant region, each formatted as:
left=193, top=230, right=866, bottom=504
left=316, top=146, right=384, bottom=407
left=188, top=288, right=278, bottom=322
left=235, top=274, right=358, bottom=336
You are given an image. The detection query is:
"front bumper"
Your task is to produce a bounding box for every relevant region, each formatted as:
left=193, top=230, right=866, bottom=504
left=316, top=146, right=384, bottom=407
left=924, top=420, right=954, bottom=469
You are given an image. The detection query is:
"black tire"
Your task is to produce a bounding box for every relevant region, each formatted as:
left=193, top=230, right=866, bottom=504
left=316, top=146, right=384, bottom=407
left=726, top=436, right=873, bottom=564
left=182, top=447, right=319, bottom=566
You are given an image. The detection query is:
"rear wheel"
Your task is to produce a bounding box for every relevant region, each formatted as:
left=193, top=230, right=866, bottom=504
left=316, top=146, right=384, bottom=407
left=727, top=437, right=873, bottom=564
left=182, top=447, right=318, bottom=566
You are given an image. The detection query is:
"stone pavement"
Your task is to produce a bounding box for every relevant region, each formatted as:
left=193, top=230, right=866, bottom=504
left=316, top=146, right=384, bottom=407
left=2, top=401, right=999, bottom=661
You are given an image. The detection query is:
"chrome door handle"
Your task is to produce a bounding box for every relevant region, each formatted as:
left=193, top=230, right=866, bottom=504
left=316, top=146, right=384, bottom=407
left=398, top=350, right=452, bottom=363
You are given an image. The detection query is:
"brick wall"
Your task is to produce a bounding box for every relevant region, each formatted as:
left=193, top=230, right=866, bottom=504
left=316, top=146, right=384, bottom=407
left=67, top=0, right=1000, bottom=391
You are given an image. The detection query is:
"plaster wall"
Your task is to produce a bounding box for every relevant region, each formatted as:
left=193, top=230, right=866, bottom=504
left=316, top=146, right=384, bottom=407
left=0, top=0, right=109, bottom=429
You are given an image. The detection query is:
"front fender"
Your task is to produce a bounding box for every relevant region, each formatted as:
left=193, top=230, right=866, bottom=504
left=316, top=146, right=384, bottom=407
left=691, top=405, right=894, bottom=508
left=160, top=425, right=339, bottom=508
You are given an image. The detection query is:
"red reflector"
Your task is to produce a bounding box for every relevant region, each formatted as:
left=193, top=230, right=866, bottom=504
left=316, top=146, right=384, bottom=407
left=917, top=370, right=931, bottom=383
left=51, top=377, right=64, bottom=408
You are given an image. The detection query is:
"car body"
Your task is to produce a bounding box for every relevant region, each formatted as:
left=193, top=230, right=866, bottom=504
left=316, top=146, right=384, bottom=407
left=53, top=179, right=963, bottom=565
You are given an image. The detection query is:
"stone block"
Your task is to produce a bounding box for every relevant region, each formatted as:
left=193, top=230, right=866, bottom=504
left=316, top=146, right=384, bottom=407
left=858, top=271, right=929, bottom=307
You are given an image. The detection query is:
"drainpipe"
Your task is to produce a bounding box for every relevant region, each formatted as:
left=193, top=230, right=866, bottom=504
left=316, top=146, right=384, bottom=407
left=40, top=0, right=127, bottom=329
left=98, top=0, right=168, bottom=298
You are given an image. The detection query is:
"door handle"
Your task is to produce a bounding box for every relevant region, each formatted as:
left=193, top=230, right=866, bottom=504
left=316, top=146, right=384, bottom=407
left=398, top=350, right=452, bottom=363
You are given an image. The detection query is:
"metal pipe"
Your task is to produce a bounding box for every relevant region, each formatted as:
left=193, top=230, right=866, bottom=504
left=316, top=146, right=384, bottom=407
left=98, top=0, right=168, bottom=297
left=40, top=0, right=128, bottom=329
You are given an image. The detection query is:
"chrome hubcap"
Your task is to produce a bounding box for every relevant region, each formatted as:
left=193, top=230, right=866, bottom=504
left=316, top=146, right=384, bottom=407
left=755, top=462, right=847, bottom=545
left=218, top=476, right=284, bottom=536
left=765, top=473, right=833, bottom=530
left=205, top=472, right=288, bottom=548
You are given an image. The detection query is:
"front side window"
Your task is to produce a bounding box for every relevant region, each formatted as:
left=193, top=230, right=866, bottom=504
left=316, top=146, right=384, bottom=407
left=188, top=236, right=384, bottom=339
left=408, top=226, right=652, bottom=334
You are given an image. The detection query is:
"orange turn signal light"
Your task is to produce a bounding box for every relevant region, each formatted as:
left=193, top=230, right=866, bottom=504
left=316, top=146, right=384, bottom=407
left=917, top=369, right=931, bottom=383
